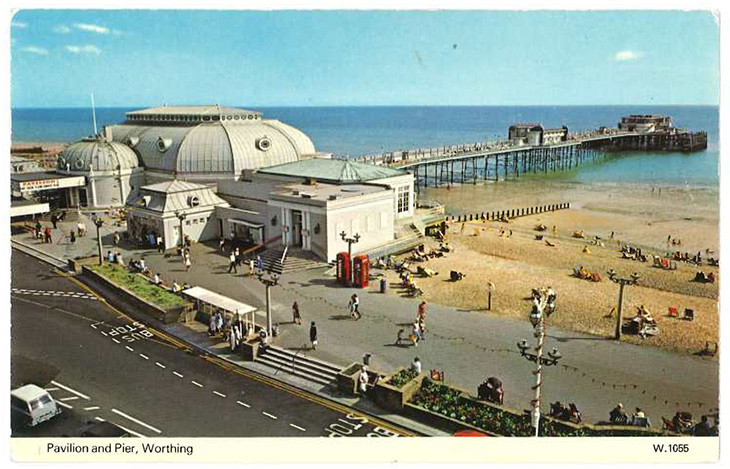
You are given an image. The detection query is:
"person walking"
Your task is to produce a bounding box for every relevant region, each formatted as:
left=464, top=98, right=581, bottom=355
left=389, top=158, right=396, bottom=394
left=358, top=365, right=369, bottom=397
left=411, top=321, right=420, bottom=347
left=309, top=321, right=318, bottom=350
left=292, top=301, right=302, bottom=325
left=417, top=301, right=427, bottom=321
left=219, top=236, right=225, bottom=252
left=43, top=227, right=52, bottom=244
left=349, top=294, right=361, bottom=320
left=248, top=258, right=256, bottom=276
left=34, top=220, right=42, bottom=240
left=185, top=254, right=192, bottom=272
left=113, top=232, right=121, bottom=246
left=51, top=214, right=58, bottom=229
left=69, top=230, right=76, bottom=244
left=157, top=235, right=164, bottom=253
left=227, top=251, right=237, bottom=274
left=257, top=254, right=264, bottom=272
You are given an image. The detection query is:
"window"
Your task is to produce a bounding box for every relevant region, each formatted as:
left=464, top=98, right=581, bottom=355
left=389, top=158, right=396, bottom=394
left=397, top=186, right=410, bottom=213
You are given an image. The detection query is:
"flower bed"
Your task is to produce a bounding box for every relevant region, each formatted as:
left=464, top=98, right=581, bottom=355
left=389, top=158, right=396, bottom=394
left=409, top=379, right=668, bottom=437
left=89, top=263, right=188, bottom=309
left=387, top=368, right=419, bottom=389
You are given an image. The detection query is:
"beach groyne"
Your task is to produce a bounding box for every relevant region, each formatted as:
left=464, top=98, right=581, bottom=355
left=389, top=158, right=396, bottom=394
left=446, top=203, right=570, bottom=223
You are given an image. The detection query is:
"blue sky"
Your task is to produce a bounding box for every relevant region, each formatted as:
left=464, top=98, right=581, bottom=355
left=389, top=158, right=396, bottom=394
left=10, top=10, right=719, bottom=107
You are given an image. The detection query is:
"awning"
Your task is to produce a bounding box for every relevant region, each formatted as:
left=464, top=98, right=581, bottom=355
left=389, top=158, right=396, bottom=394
left=227, top=219, right=264, bottom=229
left=182, top=286, right=257, bottom=315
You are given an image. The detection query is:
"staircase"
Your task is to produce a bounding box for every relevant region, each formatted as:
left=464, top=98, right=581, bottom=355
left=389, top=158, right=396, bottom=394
left=258, top=247, right=331, bottom=274
left=255, top=345, right=341, bottom=386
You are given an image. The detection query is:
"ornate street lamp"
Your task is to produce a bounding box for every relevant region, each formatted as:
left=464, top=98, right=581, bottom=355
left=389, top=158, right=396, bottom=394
left=256, top=271, right=280, bottom=341
left=607, top=269, right=640, bottom=340
left=517, top=289, right=561, bottom=437
left=92, top=216, right=104, bottom=266
left=340, top=231, right=361, bottom=285
left=175, top=211, right=187, bottom=252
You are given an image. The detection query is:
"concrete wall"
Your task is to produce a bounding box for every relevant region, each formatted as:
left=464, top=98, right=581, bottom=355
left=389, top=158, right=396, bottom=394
left=85, top=168, right=144, bottom=209
left=326, top=193, right=395, bottom=261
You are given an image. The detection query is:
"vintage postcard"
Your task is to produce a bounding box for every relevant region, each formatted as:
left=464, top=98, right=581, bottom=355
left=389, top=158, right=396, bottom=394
left=6, top=4, right=723, bottom=464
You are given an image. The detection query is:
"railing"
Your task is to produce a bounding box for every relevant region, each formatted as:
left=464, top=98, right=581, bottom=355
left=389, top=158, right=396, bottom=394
left=280, top=245, right=289, bottom=265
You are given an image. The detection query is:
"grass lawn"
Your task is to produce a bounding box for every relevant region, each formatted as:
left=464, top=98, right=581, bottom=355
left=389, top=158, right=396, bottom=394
left=89, top=263, right=189, bottom=309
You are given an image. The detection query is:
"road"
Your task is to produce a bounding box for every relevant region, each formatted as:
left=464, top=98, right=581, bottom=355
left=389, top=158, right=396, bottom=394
left=10, top=249, right=408, bottom=438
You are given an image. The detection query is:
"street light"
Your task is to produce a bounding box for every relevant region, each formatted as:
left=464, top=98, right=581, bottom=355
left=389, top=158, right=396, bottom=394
left=256, top=271, right=280, bottom=341
left=517, top=289, right=561, bottom=437
left=175, top=211, right=187, bottom=252
left=607, top=269, right=640, bottom=341
left=93, top=217, right=104, bottom=266
left=340, top=231, right=361, bottom=285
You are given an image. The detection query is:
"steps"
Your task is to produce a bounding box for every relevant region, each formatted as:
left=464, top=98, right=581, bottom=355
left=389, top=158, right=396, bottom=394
left=258, top=247, right=331, bottom=274
left=255, top=345, right=342, bottom=386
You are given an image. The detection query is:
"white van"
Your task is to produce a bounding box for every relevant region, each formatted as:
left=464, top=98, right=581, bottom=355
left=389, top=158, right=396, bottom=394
left=11, top=384, right=62, bottom=427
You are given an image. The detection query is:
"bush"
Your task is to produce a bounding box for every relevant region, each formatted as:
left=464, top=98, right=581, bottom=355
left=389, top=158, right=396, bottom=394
left=89, top=263, right=188, bottom=309
left=387, top=368, right=419, bottom=388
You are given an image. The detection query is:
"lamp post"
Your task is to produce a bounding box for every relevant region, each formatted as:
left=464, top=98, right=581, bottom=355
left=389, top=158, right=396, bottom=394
left=93, top=217, right=104, bottom=266
left=607, top=269, right=640, bottom=341
left=256, top=271, right=280, bottom=341
left=175, top=211, right=187, bottom=252
left=340, top=231, right=361, bottom=285
left=517, top=291, right=561, bottom=437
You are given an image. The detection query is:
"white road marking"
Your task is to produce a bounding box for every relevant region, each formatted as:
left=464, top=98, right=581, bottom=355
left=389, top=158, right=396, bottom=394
left=236, top=401, right=250, bottom=408
left=95, top=417, right=105, bottom=422
left=173, top=372, right=184, bottom=378
left=111, top=408, right=162, bottom=434
left=91, top=324, right=97, bottom=329
left=155, top=362, right=166, bottom=369
left=111, top=422, right=147, bottom=438
left=213, top=391, right=226, bottom=398
left=44, top=387, right=59, bottom=391
left=112, top=338, right=120, bottom=344
left=289, top=424, right=306, bottom=432
left=262, top=412, right=278, bottom=420
left=139, top=354, right=149, bottom=360
left=101, top=331, right=108, bottom=336
left=56, top=401, right=72, bottom=409
left=51, top=380, right=90, bottom=400
left=60, top=396, right=79, bottom=401
left=83, top=406, right=100, bottom=411
left=191, top=381, right=203, bottom=388
left=125, top=346, right=134, bottom=352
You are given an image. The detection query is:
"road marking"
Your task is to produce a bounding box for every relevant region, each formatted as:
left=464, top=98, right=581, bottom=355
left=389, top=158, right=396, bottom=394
left=95, top=417, right=105, bottom=422
left=139, top=354, right=149, bottom=360
left=125, top=346, right=134, bottom=352
left=155, top=362, right=166, bottom=369
left=83, top=406, right=100, bottom=411
left=236, top=401, right=250, bottom=408
left=44, top=387, right=59, bottom=391
left=112, top=422, right=147, bottom=438
left=51, top=380, right=90, bottom=400
left=191, top=381, right=203, bottom=388
left=111, top=408, right=162, bottom=434
left=213, top=391, right=226, bottom=398
left=60, top=396, right=79, bottom=401
left=91, top=324, right=97, bottom=329
left=262, top=412, right=278, bottom=420
left=112, top=338, right=120, bottom=344
left=56, top=401, right=72, bottom=409
left=101, top=331, right=108, bottom=336
left=289, top=424, right=306, bottom=432
left=173, top=372, right=184, bottom=378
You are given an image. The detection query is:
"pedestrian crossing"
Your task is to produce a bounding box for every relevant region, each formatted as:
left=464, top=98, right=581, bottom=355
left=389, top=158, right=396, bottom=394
left=11, top=288, right=98, bottom=300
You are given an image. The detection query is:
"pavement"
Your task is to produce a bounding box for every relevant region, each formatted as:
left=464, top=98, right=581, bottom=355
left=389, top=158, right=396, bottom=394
left=11, top=214, right=720, bottom=427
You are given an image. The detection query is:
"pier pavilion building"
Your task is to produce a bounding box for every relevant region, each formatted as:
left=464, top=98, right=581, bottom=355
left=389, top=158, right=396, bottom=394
left=508, top=124, right=568, bottom=146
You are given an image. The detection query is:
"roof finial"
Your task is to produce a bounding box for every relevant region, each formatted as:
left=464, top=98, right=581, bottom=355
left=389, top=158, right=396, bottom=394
left=91, top=92, right=98, bottom=136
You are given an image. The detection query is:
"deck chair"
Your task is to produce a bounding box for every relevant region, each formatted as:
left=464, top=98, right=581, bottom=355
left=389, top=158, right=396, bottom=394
left=430, top=369, right=444, bottom=381
left=668, top=306, right=679, bottom=318
left=683, top=309, right=695, bottom=321
left=703, top=341, right=718, bottom=357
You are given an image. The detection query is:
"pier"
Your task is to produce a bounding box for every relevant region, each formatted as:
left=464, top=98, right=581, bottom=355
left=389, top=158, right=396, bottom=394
left=352, top=115, right=707, bottom=189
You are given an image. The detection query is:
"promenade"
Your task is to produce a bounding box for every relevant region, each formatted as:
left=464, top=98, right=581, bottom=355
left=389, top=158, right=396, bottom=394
left=12, top=214, right=719, bottom=426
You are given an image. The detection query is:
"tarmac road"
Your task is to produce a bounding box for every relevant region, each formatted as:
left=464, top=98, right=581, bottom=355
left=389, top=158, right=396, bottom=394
left=10, top=249, right=408, bottom=438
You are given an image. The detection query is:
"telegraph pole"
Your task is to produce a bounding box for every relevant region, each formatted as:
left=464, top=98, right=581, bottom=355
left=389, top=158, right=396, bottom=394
left=93, top=217, right=104, bottom=266
left=607, top=269, right=640, bottom=340
left=340, top=231, right=361, bottom=285
left=256, top=271, right=280, bottom=340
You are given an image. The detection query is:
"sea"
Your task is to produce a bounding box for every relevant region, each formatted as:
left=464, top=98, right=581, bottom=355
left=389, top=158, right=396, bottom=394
left=10, top=105, right=719, bottom=188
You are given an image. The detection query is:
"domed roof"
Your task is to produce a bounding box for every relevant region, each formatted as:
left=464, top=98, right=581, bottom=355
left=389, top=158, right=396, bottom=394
left=58, top=138, right=140, bottom=173
left=106, top=105, right=316, bottom=180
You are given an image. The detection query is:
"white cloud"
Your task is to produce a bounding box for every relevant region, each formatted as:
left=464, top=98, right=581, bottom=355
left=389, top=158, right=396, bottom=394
left=53, top=25, right=71, bottom=34
left=12, top=21, right=28, bottom=28
left=613, top=50, right=641, bottom=62
left=65, top=44, right=102, bottom=55
left=21, top=46, right=49, bottom=56
left=74, top=23, right=110, bottom=34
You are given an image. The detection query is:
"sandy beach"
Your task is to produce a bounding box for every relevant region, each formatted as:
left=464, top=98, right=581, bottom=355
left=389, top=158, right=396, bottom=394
left=389, top=178, right=719, bottom=356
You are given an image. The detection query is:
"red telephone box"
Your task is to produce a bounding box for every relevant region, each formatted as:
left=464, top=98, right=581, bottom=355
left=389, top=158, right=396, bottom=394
left=336, top=252, right=350, bottom=285
left=353, top=255, right=369, bottom=288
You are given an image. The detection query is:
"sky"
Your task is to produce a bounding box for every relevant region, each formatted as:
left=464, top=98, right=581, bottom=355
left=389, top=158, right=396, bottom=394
left=9, top=10, right=720, bottom=107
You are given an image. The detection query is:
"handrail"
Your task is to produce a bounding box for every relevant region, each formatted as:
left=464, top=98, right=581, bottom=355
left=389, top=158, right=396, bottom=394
left=280, top=245, right=289, bottom=265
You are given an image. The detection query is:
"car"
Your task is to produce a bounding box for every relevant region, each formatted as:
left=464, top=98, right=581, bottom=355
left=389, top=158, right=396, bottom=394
left=11, top=384, right=62, bottom=427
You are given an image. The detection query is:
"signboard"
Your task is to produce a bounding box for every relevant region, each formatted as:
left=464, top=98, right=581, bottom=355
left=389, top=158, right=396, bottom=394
left=16, top=175, right=85, bottom=193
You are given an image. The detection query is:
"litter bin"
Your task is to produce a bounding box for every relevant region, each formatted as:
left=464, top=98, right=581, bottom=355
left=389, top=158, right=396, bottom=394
left=380, top=277, right=388, bottom=293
